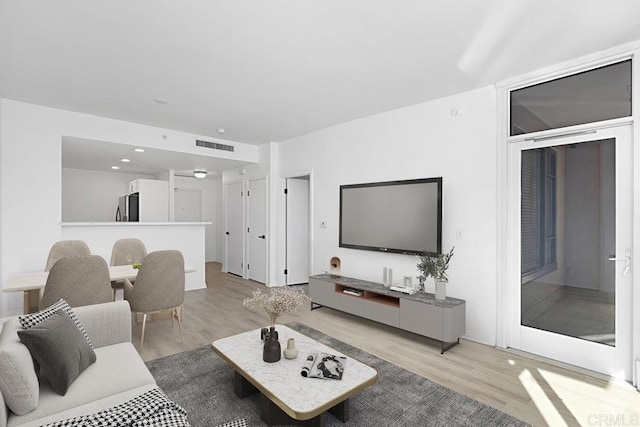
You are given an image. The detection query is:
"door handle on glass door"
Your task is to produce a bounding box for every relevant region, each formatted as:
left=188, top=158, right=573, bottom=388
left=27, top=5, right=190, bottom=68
left=608, top=248, right=631, bottom=276
left=258, top=235, right=266, bottom=239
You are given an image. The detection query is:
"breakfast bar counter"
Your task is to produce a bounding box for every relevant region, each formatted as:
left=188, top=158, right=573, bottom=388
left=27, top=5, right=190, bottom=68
left=61, top=222, right=208, bottom=292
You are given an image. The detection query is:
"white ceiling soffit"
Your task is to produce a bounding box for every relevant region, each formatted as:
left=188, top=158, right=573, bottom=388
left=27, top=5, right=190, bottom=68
left=62, top=137, right=250, bottom=177
left=3, top=1, right=640, bottom=145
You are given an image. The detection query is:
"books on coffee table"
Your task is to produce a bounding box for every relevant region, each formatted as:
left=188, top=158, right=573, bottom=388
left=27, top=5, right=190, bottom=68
left=300, top=352, right=347, bottom=380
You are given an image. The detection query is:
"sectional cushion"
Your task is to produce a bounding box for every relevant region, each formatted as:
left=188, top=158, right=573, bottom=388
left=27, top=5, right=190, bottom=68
left=18, top=310, right=96, bottom=396
left=18, top=299, right=92, bottom=348
left=6, top=343, right=155, bottom=427
left=0, top=384, right=7, bottom=427
left=0, top=319, right=39, bottom=415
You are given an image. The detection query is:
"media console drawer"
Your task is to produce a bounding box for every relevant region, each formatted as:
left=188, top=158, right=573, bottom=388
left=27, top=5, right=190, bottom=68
left=364, top=301, right=399, bottom=327
left=308, top=278, right=335, bottom=307
left=334, top=292, right=365, bottom=316
left=308, top=274, right=465, bottom=354
left=400, top=299, right=444, bottom=340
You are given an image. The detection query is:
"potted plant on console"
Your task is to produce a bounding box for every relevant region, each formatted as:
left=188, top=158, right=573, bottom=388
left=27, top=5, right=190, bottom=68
left=417, top=247, right=454, bottom=300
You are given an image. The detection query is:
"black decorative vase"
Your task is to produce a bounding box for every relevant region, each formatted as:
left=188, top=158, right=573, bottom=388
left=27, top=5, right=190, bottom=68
left=263, top=326, right=281, bottom=363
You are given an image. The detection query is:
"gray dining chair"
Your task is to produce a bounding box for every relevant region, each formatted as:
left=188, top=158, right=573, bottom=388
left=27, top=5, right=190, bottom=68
left=110, top=238, right=147, bottom=300
left=40, top=255, right=112, bottom=309
left=44, top=240, right=91, bottom=272
left=123, top=250, right=185, bottom=349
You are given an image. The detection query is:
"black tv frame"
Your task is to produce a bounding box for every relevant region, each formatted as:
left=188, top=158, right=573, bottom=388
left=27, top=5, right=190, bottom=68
left=339, top=177, right=442, bottom=256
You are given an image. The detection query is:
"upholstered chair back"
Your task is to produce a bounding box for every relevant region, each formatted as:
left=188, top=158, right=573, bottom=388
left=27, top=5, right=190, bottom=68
left=40, top=255, right=112, bottom=309
left=124, top=250, right=185, bottom=313
left=110, top=238, right=147, bottom=266
left=44, top=240, right=91, bottom=272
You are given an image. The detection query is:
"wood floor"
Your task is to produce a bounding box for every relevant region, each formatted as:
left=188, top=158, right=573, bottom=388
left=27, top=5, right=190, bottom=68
left=133, top=263, right=640, bottom=427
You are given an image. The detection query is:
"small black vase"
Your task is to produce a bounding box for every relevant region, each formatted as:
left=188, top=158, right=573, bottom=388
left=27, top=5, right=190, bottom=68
left=263, top=326, right=281, bottom=363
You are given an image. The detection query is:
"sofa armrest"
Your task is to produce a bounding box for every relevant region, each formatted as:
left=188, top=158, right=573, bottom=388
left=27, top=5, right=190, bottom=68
left=72, top=301, right=132, bottom=348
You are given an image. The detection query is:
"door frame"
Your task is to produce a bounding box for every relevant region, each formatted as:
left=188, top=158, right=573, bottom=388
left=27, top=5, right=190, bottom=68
left=496, top=49, right=639, bottom=384
left=284, top=175, right=312, bottom=285
left=282, top=170, right=314, bottom=286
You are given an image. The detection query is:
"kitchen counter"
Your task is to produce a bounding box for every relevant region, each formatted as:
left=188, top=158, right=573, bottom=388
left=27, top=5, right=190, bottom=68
left=61, top=222, right=211, bottom=226
left=61, top=222, right=208, bottom=291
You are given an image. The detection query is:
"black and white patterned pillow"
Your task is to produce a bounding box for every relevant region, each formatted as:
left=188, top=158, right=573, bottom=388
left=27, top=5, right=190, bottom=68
left=42, top=387, right=189, bottom=427
left=18, top=299, right=92, bottom=348
left=215, top=420, right=247, bottom=427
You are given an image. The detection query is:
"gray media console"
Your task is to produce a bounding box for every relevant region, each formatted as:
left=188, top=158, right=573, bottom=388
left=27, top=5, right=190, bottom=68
left=308, top=274, right=466, bottom=353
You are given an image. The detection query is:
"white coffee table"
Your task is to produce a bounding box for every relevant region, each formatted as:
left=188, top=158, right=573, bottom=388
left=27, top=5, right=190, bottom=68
left=211, top=325, right=378, bottom=426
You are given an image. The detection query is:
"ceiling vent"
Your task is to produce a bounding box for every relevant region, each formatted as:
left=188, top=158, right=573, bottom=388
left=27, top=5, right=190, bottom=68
left=196, top=139, right=234, bottom=152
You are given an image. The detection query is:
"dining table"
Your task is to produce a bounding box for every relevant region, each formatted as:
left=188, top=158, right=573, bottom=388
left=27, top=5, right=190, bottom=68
left=3, top=264, right=196, bottom=314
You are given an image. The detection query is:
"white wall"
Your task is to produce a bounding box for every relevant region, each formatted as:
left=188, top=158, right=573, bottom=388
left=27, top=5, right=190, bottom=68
left=62, top=169, right=155, bottom=222
left=0, top=100, right=258, bottom=314
left=277, top=86, right=498, bottom=345
left=0, top=97, right=3, bottom=318
left=174, top=175, right=222, bottom=262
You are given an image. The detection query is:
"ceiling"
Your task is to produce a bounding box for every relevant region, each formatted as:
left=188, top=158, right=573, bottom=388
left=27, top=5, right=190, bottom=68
left=62, top=137, right=249, bottom=178
left=2, top=1, right=640, bottom=147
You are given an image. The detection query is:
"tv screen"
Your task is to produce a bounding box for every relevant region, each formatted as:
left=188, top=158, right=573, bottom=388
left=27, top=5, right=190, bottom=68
left=339, top=177, right=442, bottom=255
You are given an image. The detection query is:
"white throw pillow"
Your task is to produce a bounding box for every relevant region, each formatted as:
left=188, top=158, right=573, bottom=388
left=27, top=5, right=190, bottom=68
left=0, top=319, right=39, bottom=415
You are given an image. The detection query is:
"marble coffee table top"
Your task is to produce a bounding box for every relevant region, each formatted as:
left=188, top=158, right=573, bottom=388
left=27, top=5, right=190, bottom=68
left=211, top=325, right=378, bottom=420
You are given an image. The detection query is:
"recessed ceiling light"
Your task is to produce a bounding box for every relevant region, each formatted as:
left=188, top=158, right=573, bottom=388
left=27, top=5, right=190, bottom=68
left=134, top=148, right=145, bottom=153
left=154, top=98, right=168, bottom=104
left=120, top=158, right=130, bottom=163
left=111, top=166, right=120, bottom=170
left=217, top=128, right=226, bottom=134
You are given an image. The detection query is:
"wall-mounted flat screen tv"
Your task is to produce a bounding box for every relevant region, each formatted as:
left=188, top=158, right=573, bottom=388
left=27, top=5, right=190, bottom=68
left=339, top=177, right=442, bottom=256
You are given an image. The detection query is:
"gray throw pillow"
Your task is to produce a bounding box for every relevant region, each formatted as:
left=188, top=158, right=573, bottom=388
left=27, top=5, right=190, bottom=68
left=18, top=298, right=93, bottom=348
left=17, top=310, right=96, bottom=396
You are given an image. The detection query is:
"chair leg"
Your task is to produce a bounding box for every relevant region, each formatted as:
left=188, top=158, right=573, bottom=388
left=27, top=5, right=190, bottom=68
left=175, top=309, right=184, bottom=343
left=141, top=313, right=147, bottom=350
left=112, top=288, right=116, bottom=301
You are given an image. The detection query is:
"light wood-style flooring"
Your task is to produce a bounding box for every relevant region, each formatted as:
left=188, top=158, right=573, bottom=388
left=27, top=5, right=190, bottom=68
left=133, top=263, right=640, bottom=427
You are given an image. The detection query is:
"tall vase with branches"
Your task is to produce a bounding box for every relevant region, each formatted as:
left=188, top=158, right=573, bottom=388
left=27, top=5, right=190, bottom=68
left=416, top=247, right=454, bottom=300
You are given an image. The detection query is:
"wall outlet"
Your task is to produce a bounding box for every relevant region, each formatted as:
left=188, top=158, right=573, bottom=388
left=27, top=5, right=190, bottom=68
left=320, top=221, right=327, bottom=229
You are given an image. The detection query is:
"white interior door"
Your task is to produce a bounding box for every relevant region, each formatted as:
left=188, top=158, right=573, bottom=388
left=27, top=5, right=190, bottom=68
left=286, top=177, right=310, bottom=285
left=174, top=188, right=201, bottom=222
left=226, top=182, right=244, bottom=276
left=508, top=125, right=633, bottom=380
left=248, top=178, right=267, bottom=284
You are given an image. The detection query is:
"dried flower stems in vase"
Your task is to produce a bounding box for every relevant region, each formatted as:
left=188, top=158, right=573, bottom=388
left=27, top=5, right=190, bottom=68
left=243, top=286, right=311, bottom=328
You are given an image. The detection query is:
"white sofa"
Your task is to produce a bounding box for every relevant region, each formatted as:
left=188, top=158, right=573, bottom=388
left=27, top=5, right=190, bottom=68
left=0, top=301, right=158, bottom=427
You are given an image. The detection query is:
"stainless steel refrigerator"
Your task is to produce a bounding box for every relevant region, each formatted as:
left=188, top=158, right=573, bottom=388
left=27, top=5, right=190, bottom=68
left=116, top=193, right=139, bottom=221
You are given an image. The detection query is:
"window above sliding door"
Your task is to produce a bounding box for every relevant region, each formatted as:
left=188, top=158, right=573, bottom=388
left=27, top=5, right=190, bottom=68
left=510, top=60, right=632, bottom=136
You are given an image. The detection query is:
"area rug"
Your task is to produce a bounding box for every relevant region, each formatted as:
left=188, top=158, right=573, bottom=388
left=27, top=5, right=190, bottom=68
left=146, top=323, right=529, bottom=427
